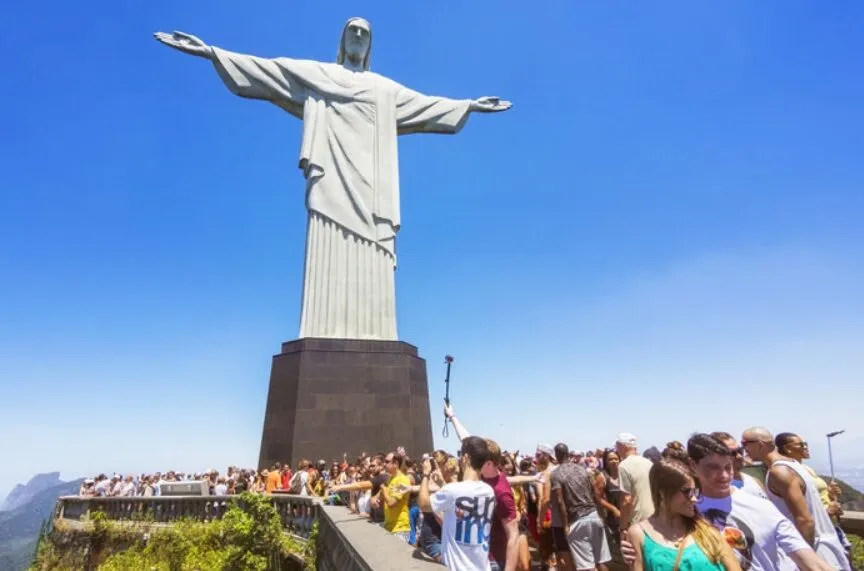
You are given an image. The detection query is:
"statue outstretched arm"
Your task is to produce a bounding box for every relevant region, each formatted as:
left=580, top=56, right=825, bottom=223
left=154, top=31, right=213, bottom=60
left=469, top=96, right=512, bottom=113
left=396, top=86, right=511, bottom=135
left=155, top=31, right=312, bottom=115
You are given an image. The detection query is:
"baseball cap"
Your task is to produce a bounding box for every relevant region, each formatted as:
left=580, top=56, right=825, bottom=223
left=616, top=432, right=638, bottom=447
left=570, top=449, right=584, bottom=457
left=536, top=443, right=553, bottom=457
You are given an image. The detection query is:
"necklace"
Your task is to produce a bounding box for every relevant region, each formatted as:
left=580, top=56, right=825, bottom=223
left=652, top=520, right=687, bottom=548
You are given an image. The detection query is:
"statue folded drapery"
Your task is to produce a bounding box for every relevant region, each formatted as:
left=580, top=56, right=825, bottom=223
left=211, top=45, right=471, bottom=339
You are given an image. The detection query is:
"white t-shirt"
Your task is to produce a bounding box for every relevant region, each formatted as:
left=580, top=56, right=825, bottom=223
left=697, top=489, right=810, bottom=571
left=298, top=471, right=310, bottom=496
left=430, top=480, right=496, bottom=571
left=733, top=473, right=768, bottom=499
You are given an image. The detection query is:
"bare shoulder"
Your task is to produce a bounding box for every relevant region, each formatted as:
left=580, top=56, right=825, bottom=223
left=769, top=463, right=797, bottom=485
left=627, top=521, right=646, bottom=542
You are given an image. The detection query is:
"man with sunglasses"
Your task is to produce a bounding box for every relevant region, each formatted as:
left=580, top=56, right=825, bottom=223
left=742, top=427, right=850, bottom=570
left=380, top=451, right=413, bottom=542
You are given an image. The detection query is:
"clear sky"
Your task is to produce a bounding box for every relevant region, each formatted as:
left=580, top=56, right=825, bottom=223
left=1, top=1, right=863, bottom=495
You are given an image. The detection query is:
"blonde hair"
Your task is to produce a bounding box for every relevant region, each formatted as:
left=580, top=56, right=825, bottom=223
left=650, top=459, right=725, bottom=563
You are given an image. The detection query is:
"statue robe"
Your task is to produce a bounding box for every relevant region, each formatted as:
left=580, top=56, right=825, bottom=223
left=211, top=48, right=472, bottom=340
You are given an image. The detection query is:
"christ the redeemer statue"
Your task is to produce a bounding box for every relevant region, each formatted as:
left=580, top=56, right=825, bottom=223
left=155, top=18, right=511, bottom=340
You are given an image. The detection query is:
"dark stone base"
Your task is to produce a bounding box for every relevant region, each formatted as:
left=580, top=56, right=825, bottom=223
left=258, top=338, right=434, bottom=469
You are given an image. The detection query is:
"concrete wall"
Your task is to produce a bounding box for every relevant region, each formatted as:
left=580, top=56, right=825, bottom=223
left=316, top=504, right=441, bottom=571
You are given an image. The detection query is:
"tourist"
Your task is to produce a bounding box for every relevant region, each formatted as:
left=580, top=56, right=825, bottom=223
left=616, top=432, right=655, bottom=532
left=551, top=442, right=611, bottom=571
left=742, top=427, right=850, bottom=569
left=534, top=444, right=557, bottom=570
left=595, top=448, right=623, bottom=557
left=689, top=433, right=832, bottom=571
left=444, top=403, right=524, bottom=571
left=419, top=436, right=495, bottom=570
left=626, top=458, right=739, bottom=570
left=775, top=432, right=853, bottom=560
left=710, top=431, right=766, bottom=498
left=379, top=451, right=412, bottom=542
left=661, top=441, right=690, bottom=464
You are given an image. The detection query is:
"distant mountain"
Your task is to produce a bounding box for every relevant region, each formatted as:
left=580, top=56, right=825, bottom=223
left=830, top=476, right=864, bottom=511
left=0, top=476, right=82, bottom=571
left=0, top=472, right=63, bottom=512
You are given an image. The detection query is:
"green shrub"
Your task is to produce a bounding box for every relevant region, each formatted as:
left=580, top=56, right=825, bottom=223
left=850, top=534, right=864, bottom=571
left=35, top=493, right=310, bottom=571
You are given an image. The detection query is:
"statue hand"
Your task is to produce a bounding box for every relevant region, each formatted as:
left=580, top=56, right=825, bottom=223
left=471, top=96, right=512, bottom=113
left=153, top=31, right=212, bottom=59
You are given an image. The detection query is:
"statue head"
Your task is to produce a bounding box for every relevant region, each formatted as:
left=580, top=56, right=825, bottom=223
left=337, top=17, right=372, bottom=70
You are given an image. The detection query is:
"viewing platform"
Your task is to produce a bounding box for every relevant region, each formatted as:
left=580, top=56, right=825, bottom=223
left=52, top=494, right=442, bottom=570
left=50, top=495, right=864, bottom=570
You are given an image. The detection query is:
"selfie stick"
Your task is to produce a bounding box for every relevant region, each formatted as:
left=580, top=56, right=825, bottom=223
left=443, top=355, right=454, bottom=437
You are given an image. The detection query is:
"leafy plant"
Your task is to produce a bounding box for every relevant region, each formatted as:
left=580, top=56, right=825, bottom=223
left=850, top=534, right=864, bottom=571
left=33, top=493, right=312, bottom=570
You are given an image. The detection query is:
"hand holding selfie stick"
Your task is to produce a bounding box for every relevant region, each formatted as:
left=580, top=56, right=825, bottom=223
left=443, top=355, right=454, bottom=437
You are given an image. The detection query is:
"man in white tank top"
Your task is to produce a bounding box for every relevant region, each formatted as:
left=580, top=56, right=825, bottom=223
left=742, top=427, right=850, bottom=570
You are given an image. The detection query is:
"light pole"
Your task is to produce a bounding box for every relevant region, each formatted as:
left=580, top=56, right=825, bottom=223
left=826, top=429, right=845, bottom=481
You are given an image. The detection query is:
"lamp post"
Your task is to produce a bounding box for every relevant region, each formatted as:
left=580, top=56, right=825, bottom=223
left=826, top=429, right=845, bottom=481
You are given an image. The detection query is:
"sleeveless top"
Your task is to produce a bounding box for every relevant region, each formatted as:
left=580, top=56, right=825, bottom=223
left=765, top=460, right=851, bottom=570
left=604, top=473, right=623, bottom=529
left=641, top=531, right=723, bottom=570
left=801, top=464, right=831, bottom=509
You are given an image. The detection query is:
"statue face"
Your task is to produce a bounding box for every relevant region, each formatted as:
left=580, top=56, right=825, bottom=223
left=343, top=20, right=371, bottom=62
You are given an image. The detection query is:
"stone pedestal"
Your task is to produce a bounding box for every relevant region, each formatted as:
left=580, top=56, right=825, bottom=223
left=258, top=338, right=434, bottom=469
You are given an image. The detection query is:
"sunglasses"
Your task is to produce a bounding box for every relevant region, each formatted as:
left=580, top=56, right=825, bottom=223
left=680, top=486, right=700, bottom=499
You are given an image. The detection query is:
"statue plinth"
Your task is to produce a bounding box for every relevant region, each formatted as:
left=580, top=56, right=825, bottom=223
left=257, top=338, right=434, bottom=468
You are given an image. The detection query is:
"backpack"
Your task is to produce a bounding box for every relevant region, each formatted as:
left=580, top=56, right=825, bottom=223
left=287, top=471, right=303, bottom=494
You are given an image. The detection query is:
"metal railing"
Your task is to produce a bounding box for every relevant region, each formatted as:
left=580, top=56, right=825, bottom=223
left=56, top=494, right=319, bottom=538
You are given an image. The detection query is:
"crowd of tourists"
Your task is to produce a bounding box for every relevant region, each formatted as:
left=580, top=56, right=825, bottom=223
left=77, top=403, right=855, bottom=571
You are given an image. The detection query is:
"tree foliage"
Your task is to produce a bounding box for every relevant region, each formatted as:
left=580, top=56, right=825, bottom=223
left=33, top=493, right=310, bottom=571
left=849, top=534, right=864, bottom=571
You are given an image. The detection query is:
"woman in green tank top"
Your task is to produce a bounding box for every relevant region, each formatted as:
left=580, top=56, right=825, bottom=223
left=627, top=460, right=740, bottom=570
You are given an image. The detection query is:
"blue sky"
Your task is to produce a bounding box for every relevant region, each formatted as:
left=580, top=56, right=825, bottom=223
left=1, top=0, right=863, bottom=494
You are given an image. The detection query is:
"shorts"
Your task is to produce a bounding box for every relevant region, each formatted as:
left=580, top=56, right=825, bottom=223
left=419, top=530, right=442, bottom=559
left=551, top=526, right=569, bottom=552
left=567, top=512, right=611, bottom=570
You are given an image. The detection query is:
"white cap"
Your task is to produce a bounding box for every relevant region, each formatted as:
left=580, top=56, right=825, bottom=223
left=570, top=449, right=584, bottom=456
left=536, top=443, right=553, bottom=457
left=616, top=432, right=637, bottom=447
